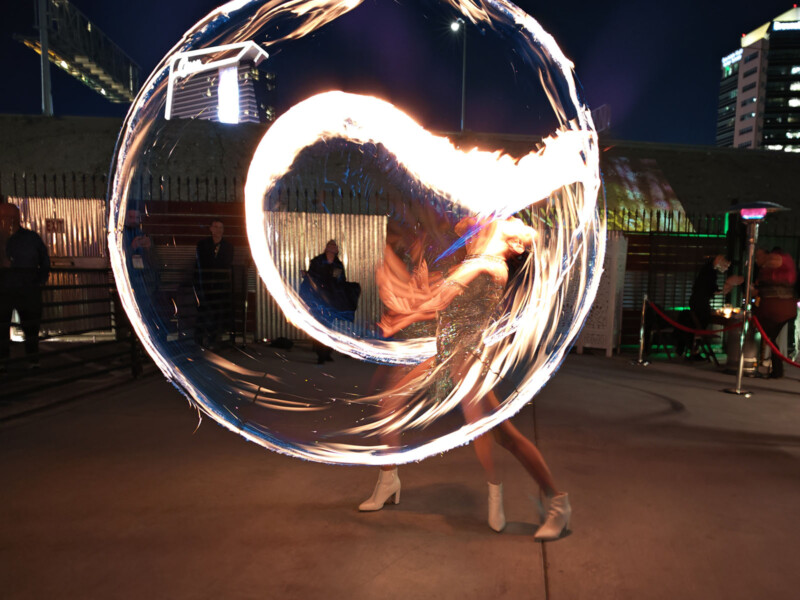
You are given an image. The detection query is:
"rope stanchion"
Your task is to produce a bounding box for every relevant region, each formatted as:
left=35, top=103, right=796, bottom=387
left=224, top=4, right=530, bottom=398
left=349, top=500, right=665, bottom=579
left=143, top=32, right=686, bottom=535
left=750, top=315, right=800, bottom=369
left=646, top=301, right=743, bottom=337
left=633, top=294, right=649, bottom=366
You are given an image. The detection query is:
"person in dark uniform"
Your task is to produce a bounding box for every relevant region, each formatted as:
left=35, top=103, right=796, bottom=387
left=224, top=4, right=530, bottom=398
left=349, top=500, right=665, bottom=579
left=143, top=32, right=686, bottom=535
left=195, top=219, right=234, bottom=348
left=0, top=200, right=50, bottom=371
left=676, top=254, right=740, bottom=359
left=303, top=240, right=346, bottom=364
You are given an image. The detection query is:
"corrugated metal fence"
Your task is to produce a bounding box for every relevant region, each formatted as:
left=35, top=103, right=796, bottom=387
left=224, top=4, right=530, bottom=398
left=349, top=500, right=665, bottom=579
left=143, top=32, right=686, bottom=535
left=255, top=212, right=387, bottom=341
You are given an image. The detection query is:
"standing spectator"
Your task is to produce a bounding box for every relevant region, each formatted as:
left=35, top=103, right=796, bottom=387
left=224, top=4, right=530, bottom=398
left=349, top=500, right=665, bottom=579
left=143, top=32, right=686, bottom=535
left=754, top=247, right=798, bottom=378
left=675, top=254, right=741, bottom=359
left=124, top=209, right=160, bottom=296
left=195, top=219, right=234, bottom=348
left=0, top=200, right=50, bottom=371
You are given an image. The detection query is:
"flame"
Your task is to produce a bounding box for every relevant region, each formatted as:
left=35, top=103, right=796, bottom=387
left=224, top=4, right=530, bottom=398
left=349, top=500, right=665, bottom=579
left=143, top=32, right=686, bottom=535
left=109, top=0, right=605, bottom=465
left=245, top=91, right=597, bottom=366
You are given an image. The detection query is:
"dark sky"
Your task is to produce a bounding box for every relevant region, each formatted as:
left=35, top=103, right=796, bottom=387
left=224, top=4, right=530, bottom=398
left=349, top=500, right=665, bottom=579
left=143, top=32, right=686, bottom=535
left=1, top=0, right=797, bottom=144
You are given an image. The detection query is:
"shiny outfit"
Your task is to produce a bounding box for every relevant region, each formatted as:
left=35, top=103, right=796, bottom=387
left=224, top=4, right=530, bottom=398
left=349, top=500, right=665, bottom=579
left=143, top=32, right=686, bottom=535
left=433, top=272, right=505, bottom=400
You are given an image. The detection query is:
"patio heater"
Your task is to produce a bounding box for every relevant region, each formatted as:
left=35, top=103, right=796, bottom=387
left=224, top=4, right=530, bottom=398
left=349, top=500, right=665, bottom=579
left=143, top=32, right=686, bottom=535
left=723, top=201, right=787, bottom=397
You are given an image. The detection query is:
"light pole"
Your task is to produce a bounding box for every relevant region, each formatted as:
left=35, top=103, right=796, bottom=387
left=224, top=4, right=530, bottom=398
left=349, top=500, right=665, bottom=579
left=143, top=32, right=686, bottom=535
left=38, top=0, right=53, bottom=116
left=451, top=18, right=466, bottom=132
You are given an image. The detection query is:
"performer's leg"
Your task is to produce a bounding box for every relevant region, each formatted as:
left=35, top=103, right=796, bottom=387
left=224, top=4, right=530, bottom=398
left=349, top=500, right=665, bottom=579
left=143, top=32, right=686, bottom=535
left=472, top=433, right=499, bottom=484
left=492, top=418, right=558, bottom=496
left=359, top=357, right=436, bottom=511
left=481, top=390, right=570, bottom=540
left=480, top=390, right=559, bottom=496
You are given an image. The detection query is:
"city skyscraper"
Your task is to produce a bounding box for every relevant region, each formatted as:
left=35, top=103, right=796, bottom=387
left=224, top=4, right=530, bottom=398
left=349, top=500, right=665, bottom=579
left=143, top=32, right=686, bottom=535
left=717, top=6, right=800, bottom=151
left=166, top=42, right=276, bottom=125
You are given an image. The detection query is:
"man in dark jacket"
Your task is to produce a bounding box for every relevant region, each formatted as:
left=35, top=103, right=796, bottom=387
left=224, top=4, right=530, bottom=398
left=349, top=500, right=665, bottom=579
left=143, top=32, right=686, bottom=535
left=676, top=254, right=739, bottom=359
left=0, top=201, right=50, bottom=370
left=195, top=219, right=234, bottom=347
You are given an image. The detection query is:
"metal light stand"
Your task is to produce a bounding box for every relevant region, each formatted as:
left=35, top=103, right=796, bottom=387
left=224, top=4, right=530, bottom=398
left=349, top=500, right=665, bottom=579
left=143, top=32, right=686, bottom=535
left=632, top=294, right=649, bottom=366
left=723, top=202, right=787, bottom=398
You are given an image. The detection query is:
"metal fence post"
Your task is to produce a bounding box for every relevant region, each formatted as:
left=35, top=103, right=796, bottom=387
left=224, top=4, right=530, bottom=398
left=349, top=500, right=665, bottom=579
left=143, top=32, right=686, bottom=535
left=632, top=294, right=649, bottom=366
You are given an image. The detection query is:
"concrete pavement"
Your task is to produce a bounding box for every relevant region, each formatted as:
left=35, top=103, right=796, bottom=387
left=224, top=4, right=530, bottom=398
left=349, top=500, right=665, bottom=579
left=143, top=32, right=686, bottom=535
left=1, top=349, right=799, bottom=599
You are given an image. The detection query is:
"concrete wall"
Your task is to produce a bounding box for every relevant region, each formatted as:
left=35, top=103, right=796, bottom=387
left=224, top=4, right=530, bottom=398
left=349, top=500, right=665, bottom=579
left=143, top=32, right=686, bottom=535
left=0, top=114, right=268, bottom=198
left=3, top=114, right=800, bottom=215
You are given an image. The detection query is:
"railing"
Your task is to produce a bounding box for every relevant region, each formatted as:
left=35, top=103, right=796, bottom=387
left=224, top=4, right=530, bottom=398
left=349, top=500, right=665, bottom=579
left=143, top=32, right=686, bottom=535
left=0, top=268, right=143, bottom=401
left=606, top=209, right=799, bottom=346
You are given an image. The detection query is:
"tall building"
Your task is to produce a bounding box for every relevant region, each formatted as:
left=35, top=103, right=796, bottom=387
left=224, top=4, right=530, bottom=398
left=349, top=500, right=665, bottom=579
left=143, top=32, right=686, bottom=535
left=166, top=42, right=276, bottom=125
left=717, top=7, right=800, bottom=151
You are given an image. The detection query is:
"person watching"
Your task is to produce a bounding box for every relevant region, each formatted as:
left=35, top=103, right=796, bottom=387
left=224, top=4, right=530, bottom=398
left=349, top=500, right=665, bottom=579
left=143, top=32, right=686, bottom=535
left=0, top=200, right=50, bottom=372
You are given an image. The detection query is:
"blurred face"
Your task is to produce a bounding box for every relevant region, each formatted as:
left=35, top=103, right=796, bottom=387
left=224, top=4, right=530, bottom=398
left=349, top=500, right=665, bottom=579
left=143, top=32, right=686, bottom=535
left=0, top=204, right=21, bottom=236
left=210, top=221, right=224, bottom=240
left=713, top=255, right=730, bottom=272
left=755, top=248, right=768, bottom=267
left=125, top=210, right=141, bottom=228
left=500, top=218, right=534, bottom=256
left=325, top=241, right=338, bottom=256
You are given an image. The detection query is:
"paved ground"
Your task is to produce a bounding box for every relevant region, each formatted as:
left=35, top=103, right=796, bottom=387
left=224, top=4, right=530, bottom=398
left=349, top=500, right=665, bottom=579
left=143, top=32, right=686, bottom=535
left=1, top=348, right=799, bottom=599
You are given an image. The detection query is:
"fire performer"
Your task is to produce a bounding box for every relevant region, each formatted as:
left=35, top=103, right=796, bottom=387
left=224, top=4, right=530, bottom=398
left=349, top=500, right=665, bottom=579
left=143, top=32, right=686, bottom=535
left=358, top=216, right=570, bottom=542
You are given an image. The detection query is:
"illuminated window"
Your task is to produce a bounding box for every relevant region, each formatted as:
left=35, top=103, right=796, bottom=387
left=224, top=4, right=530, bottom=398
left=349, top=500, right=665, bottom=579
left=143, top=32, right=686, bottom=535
left=791, top=82, right=800, bottom=92
left=790, top=98, right=800, bottom=108
left=766, top=144, right=784, bottom=150
left=787, top=131, right=800, bottom=139
left=792, top=66, right=800, bottom=75
left=784, top=145, right=800, bottom=153
left=217, top=66, right=240, bottom=124
left=739, top=112, right=756, bottom=121
left=740, top=97, right=757, bottom=107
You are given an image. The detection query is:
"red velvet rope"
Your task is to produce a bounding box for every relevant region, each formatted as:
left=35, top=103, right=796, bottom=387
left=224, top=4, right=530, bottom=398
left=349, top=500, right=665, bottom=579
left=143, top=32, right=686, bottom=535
left=750, top=315, right=800, bottom=369
left=646, top=300, right=744, bottom=336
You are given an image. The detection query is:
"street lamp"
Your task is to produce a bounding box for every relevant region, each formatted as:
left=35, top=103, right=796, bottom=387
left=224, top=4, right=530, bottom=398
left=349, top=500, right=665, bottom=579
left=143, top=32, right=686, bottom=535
left=723, top=201, right=787, bottom=397
left=451, top=18, right=466, bottom=133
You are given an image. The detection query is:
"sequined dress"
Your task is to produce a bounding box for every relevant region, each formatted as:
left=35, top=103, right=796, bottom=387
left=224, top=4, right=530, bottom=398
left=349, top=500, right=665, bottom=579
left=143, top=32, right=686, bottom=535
left=433, top=272, right=506, bottom=400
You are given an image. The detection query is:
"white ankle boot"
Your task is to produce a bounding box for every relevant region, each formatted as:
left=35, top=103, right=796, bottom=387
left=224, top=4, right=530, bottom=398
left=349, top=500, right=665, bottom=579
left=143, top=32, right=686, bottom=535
left=488, top=482, right=506, bottom=532
left=359, top=468, right=401, bottom=511
left=534, top=492, right=571, bottom=541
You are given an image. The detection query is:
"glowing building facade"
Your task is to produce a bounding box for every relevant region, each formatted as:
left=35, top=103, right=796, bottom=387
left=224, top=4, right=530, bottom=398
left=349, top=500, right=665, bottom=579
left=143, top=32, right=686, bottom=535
left=166, top=42, right=276, bottom=125
left=717, top=7, right=800, bottom=151
left=169, top=61, right=275, bottom=124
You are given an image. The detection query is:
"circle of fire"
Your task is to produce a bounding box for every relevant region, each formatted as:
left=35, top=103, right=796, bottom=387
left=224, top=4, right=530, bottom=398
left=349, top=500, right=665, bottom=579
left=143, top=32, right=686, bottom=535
left=108, top=0, right=605, bottom=465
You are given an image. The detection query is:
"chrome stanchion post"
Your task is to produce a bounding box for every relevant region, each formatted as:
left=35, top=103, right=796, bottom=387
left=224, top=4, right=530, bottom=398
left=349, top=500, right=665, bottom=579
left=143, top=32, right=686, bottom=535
left=731, top=222, right=757, bottom=396
left=723, top=202, right=787, bottom=397
left=632, top=293, right=649, bottom=366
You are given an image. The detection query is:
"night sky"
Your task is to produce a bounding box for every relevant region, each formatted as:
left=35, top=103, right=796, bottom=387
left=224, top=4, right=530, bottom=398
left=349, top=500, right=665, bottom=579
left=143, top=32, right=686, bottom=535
left=1, top=0, right=797, bottom=144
